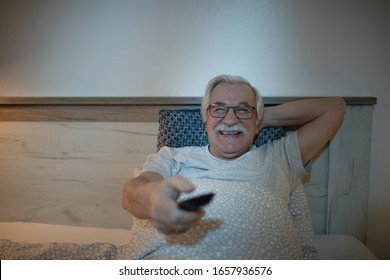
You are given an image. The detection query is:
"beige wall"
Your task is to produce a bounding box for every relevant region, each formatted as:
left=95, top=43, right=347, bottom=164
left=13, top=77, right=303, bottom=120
left=0, top=0, right=389, bottom=259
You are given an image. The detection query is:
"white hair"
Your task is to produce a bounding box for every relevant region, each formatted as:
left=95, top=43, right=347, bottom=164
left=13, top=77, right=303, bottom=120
left=200, top=75, right=264, bottom=125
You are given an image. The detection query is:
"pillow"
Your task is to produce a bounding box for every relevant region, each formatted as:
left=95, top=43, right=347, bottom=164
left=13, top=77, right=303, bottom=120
left=157, top=109, right=286, bottom=151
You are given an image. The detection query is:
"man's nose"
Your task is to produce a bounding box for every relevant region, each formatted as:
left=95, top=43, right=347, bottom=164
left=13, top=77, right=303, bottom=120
left=223, top=107, right=239, bottom=125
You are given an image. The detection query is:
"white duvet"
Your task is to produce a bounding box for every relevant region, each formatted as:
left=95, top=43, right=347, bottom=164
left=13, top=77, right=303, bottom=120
left=118, top=178, right=303, bottom=259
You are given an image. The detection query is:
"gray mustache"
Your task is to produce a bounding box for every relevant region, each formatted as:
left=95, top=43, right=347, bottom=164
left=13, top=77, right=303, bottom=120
left=215, top=124, right=247, bottom=134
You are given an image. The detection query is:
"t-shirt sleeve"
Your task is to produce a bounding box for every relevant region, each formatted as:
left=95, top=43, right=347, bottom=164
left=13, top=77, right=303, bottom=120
left=270, top=131, right=311, bottom=192
left=141, top=146, right=175, bottom=178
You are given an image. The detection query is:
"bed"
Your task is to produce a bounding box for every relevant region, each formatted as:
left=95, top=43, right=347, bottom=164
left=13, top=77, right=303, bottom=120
left=0, top=97, right=377, bottom=259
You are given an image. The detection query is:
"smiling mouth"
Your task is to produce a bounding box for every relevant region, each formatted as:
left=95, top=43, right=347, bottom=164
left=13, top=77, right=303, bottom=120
left=220, top=131, right=242, bottom=136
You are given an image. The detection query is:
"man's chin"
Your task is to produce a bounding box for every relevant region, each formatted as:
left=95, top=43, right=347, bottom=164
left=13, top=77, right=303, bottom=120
left=213, top=147, right=247, bottom=160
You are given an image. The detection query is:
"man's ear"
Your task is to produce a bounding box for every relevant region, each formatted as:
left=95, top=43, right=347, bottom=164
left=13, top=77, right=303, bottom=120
left=203, top=121, right=208, bottom=135
left=256, top=121, right=264, bottom=134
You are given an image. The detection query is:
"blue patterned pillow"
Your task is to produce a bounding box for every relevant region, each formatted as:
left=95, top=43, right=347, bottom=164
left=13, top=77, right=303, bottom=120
left=157, top=109, right=286, bottom=151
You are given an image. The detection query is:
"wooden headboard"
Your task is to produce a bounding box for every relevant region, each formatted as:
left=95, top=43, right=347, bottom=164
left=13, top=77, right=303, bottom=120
left=0, top=97, right=376, bottom=244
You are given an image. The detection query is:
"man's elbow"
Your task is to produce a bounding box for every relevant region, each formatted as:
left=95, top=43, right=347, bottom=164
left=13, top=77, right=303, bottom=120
left=332, top=97, right=347, bottom=116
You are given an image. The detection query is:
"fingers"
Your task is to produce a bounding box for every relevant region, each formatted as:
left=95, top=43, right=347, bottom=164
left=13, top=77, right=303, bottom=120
left=152, top=200, right=205, bottom=234
left=165, top=176, right=196, bottom=197
left=154, top=209, right=205, bottom=234
left=150, top=177, right=204, bottom=234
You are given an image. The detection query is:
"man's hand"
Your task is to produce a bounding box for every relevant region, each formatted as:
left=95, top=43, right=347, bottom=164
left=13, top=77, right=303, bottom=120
left=149, top=176, right=205, bottom=234
left=123, top=173, right=205, bottom=234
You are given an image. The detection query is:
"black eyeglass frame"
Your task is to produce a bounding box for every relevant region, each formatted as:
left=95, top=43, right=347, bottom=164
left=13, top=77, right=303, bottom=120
left=207, top=104, right=256, bottom=119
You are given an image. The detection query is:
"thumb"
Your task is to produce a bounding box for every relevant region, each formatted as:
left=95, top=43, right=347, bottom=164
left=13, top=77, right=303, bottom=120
left=165, top=176, right=195, bottom=198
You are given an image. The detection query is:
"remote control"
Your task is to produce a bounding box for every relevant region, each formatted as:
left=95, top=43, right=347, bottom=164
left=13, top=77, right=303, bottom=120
left=178, top=193, right=214, bottom=211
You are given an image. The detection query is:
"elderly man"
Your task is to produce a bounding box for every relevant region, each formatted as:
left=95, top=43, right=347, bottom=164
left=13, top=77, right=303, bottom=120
left=121, top=75, right=346, bottom=259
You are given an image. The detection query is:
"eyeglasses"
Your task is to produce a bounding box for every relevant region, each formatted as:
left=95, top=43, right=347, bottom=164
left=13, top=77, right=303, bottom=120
left=208, top=104, right=256, bottom=119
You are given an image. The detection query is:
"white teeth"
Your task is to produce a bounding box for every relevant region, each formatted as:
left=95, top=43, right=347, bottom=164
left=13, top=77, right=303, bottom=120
left=215, top=124, right=246, bottom=135
left=221, top=131, right=241, bottom=135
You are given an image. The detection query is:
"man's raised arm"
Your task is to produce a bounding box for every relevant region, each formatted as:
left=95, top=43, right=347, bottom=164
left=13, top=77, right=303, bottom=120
left=262, top=97, right=346, bottom=165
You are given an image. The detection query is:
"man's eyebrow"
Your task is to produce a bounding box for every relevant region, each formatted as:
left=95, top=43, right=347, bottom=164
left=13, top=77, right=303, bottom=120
left=211, top=102, right=227, bottom=106
left=237, top=102, right=251, bottom=106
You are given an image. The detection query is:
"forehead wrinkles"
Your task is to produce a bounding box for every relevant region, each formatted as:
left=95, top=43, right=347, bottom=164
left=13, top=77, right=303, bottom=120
left=210, top=83, right=256, bottom=105
left=211, top=101, right=252, bottom=107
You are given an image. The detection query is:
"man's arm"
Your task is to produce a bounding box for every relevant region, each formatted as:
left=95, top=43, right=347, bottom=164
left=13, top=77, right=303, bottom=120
left=122, top=171, right=165, bottom=219
left=122, top=172, right=204, bottom=234
left=262, top=97, right=346, bottom=165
